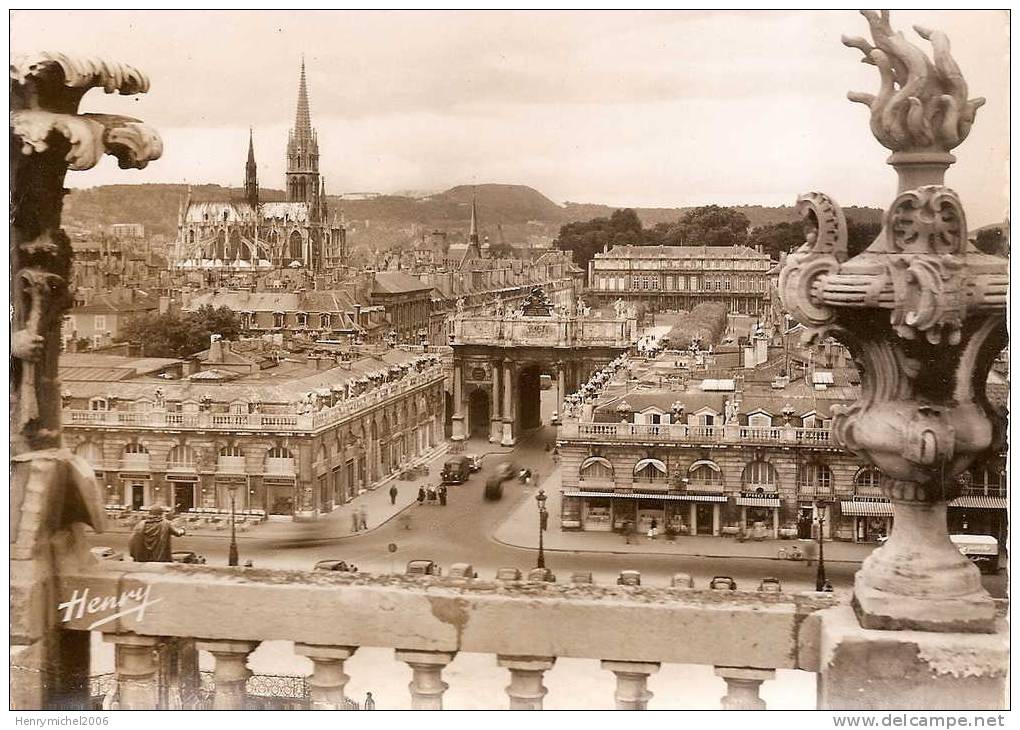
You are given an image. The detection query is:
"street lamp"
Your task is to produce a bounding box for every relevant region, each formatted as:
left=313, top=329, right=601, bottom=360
left=815, top=500, right=827, bottom=591
left=228, top=485, right=239, bottom=567
left=536, top=489, right=548, bottom=569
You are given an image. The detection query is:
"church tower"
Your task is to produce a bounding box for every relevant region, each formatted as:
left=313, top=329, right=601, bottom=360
left=244, top=127, right=259, bottom=208
left=286, top=58, right=320, bottom=209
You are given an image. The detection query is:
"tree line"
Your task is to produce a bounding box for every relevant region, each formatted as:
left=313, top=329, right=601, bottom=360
left=121, top=305, right=242, bottom=358
left=554, top=205, right=882, bottom=279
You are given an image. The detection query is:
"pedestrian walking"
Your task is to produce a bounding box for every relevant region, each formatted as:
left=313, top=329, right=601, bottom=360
left=358, top=505, right=368, bottom=531
left=438, top=484, right=447, bottom=506
left=364, top=692, right=375, bottom=710
left=648, top=518, right=658, bottom=541
left=389, top=484, right=398, bottom=506
left=417, top=486, right=426, bottom=504
left=427, top=485, right=437, bottom=503
left=350, top=510, right=360, bottom=533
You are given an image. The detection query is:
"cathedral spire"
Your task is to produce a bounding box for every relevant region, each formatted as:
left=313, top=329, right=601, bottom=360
left=295, top=56, right=312, bottom=137
left=469, top=190, right=479, bottom=245
left=245, top=126, right=258, bottom=207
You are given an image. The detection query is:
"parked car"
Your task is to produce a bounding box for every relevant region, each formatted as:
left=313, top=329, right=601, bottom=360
left=448, top=562, right=478, bottom=579
left=172, top=551, right=206, bottom=565
left=528, top=567, right=557, bottom=583
left=313, top=559, right=357, bottom=572
left=495, top=567, right=523, bottom=581
left=465, top=454, right=483, bottom=472
left=550, top=411, right=560, bottom=426
left=757, top=577, right=782, bottom=593
left=570, top=571, right=594, bottom=584
left=670, top=573, right=694, bottom=589
left=406, top=559, right=442, bottom=577
left=709, top=576, right=738, bottom=591
left=90, top=546, right=123, bottom=561
left=617, top=570, right=642, bottom=586
left=440, top=455, right=472, bottom=485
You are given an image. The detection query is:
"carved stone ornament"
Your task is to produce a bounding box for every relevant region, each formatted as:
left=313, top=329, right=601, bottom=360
left=10, top=52, right=162, bottom=709
left=779, top=13, right=1006, bottom=633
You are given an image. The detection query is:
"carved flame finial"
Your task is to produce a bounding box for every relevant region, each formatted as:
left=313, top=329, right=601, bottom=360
left=842, top=10, right=985, bottom=153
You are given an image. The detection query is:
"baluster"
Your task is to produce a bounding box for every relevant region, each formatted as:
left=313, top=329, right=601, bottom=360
left=195, top=640, right=258, bottom=710
left=295, top=644, right=357, bottom=709
left=497, top=655, right=555, bottom=710
left=395, top=649, right=456, bottom=710
left=601, top=660, right=659, bottom=710
left=104, top=634, right=160, bottom=710
left=715, top=667, right=774, bottom=710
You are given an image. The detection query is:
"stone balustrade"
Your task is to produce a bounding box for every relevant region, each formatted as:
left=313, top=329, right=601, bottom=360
left=62, top=366, right=444, bottom=435
left=559, top=421, right=831, bottom=447
left=58, top=563, right=840, bottom=710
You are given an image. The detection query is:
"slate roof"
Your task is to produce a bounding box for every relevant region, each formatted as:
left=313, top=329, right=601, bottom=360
left=372, top=271, right=433, bottom=294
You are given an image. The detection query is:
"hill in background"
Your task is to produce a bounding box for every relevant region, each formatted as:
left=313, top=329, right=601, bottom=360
left=62, top=182, right=883, bottom=247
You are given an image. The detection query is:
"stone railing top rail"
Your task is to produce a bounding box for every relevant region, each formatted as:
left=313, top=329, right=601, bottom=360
left=61, top=564, right=837, bottom=671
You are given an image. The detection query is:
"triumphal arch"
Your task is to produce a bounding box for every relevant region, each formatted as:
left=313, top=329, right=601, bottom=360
left=450, top=287, right=636, bottom=445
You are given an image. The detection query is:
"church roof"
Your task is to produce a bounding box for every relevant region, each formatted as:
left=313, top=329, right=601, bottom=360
left=261, top=201, right=312, bottom=222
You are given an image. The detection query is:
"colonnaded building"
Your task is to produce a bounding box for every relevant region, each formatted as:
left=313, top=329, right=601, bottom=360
left=58, top=346, right=445, bottom=519
left=587, top=244, right=774, bottom=316
left=172, top=60, right=347, bottom=272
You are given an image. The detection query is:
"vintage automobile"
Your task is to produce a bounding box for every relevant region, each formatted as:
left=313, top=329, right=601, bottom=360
left=405, top=559, right=442, bottom=577
left=465, top=454, right=483, bottom=472
left=527, top=567, right=557, bottom=583
left=313, top=559, right=357, bottom=572
left=495, top=567, right=523, bottom=581
left=494, top=461, right=517, bottom=481
left=440, top=455, right=472, bottom=485
left=616, top=570, right=642, bottom=586
left=90, top=546, right=124, bottom=561
left=448, top=562, right=478, bottom=579
left=570, top=571, right=594, bottom=584
left=484, top=476, right=505, bottom=501
left=171, top=551, right=206, bottom=565
left=670, top=573, right=695, bottom=589
left=757, top=576, right=782, bottom=593
left=709, top=576, right=738, bottom=591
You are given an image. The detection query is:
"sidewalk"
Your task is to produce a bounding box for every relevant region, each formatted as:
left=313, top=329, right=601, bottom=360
left=493, top=470, right=879, bottom=564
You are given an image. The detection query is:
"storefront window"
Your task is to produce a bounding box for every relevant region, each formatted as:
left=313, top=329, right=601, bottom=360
left=561, top=496, right=581, bottom=529
left=584, top=498, right=612, bottom=531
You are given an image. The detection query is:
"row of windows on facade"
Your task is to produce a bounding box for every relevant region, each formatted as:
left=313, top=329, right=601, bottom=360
left=579, top=458, right=1005, bottom=494
left=83, top=393, right=430, bottom=416
left=595, top=275, right=767, bottom=292
left=594, top=259, right=772, bottom=271
left=633, top=411, right=830, bottom=429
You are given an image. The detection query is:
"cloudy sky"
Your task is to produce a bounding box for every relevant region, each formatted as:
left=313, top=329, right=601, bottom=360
left=10, top=10, right=1009, bottom=225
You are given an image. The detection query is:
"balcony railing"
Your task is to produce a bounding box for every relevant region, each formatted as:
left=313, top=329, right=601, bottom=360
left=63, top=367, right=444, bottom=435
left=559, top=421, right=832, bottom=447
left=60, top=564, right=838, bottom=710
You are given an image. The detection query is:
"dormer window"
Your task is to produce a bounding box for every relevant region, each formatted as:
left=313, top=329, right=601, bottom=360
left=89, top=397, right=109, bottom=411
left=296, top=313, right=308, bottom=327
left=273, top=312, right=285, bottom=328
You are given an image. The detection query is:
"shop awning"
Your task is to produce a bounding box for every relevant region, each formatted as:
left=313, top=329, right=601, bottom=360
left=949, top=496, right=1007, bottom=510
left=688, top=459, right=721, bottom=473
left=634, top=458, right=667, bottom=474
left=580, top=456, right=613, bottom=471
left=840, top=500, right=893, bottom=517
left=736, top=496, right=781, bottom=508
left=563, top=491, right=712, bottom=502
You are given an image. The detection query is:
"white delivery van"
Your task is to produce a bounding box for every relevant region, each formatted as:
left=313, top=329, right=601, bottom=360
left=950, top=534, right=1000, bottom=574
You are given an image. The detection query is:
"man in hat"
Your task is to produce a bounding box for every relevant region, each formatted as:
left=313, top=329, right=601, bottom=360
left=129, top=506, right=186, bottom=563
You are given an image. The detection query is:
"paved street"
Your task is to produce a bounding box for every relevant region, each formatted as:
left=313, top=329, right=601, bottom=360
left=86, top=388, right=1006, bottom=599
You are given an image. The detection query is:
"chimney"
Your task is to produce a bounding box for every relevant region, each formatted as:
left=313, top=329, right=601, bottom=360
left=209, top=334, right=223, bottom=362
